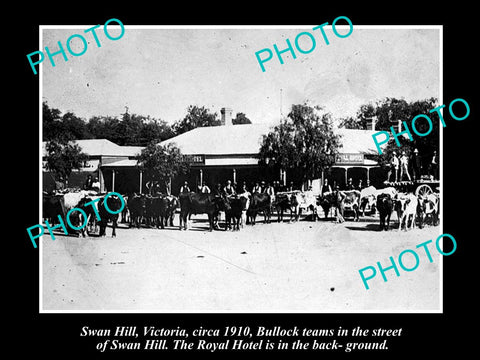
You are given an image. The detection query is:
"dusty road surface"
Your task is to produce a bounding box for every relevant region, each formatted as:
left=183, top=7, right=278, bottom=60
left=41, top=214, right=442, bottom=312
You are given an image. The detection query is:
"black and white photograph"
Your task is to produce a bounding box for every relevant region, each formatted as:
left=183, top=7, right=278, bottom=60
left=15, top=5, right=476, bottom=357
left=39, top=25, right=443, bottom=312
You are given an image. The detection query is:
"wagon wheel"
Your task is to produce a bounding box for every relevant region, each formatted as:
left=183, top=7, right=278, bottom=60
left=415, top=184, right=433, bottom=197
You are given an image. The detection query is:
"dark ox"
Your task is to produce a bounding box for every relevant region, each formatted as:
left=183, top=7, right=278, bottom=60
left=75, top=195, right=101, bottom=237
left=274, top=193, right=298, bottom=222
left=417, top=193, right=440, bottom=228
left=376, top=193, right=393, bottom=231
left=144, top=195, right=170, bottom=228
left=98, top=193, right=123, bottom=237
left=317, top=192, right=338, bottom=220
left=225, top=196, right=249, bottom=231
left=43, top=193, right=66, bottom=225
left=179, top=192, right=231, bottom=231
left=247, top=192, right=272, bottom=225
left=317, top=190, right=360, bottom=222
left=165, top=195, right=179, bottom=227
left=127, top=194, right=146, bottom=228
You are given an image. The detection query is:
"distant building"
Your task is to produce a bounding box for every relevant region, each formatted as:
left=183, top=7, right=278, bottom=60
left=42, top=110, right=386, bottom=194
left=42, top=139, right=143, bottom=193
left=160, top=108, right=385, bottom=193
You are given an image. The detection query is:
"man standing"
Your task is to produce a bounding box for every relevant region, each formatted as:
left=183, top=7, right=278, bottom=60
left=252, top=182, right=262, bottom=194
left=400, top=151, right=411, bottom=181
left=411, top=148, right=422, bottom=180
left=179, top=181, right=190, bottom=194
left=264, top=182, right=275, bottom=205
left=346, top=178, right=355, bottom=190
left=321, top=179, right=332, bottom=195
left=224, top=180, right=236, bottom=197
left=429, top=150, right=439, bottom=180
left=387, top=151, right=399, bottom=182
left=199, top=181, right=210, bottom=194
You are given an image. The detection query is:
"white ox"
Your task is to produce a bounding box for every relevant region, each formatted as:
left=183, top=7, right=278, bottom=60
left=394, top=193, right=418, bottom=231
left=417, top=192, right=440, bottom=227
left=291, top=190, right=319, bottom=220
left=359, top=186, right=397, bottom=215
left=61, top=190, right=103, bottom=236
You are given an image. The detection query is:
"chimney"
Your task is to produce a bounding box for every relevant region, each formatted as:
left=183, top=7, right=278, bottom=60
left=366, top=116, right=376, bottom=131
left=220, top=107, right=233, bottom=126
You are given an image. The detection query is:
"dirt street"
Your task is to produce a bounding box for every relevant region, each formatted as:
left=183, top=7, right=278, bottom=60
left=41, top=214, right=442, bottom=312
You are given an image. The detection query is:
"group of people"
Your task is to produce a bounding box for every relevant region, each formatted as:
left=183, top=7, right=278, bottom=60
left=179, top=179, right=284, bottom=201
left=320, top=178, right=368, bottom=194
left=386, top=148, right=438, bottom=183
left=83, top=174, right=101, bottom=192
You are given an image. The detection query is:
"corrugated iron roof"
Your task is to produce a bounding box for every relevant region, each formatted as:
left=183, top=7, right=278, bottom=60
left=160, top=123, right=275, bottom=155
left=42, top=139, right=144, bottom=157
left=160, top=124, right=382, bottom=156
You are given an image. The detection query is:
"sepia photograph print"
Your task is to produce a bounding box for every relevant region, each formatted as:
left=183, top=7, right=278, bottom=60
left=39, top=24, right=443, bottom=313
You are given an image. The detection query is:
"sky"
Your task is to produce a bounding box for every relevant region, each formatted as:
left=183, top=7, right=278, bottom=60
left=41, top=25, right=440, bottom=126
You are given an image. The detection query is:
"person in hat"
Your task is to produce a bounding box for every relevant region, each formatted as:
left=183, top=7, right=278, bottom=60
left=346, top=177, right=355, bottom=190
left=259, top=181, right=266, bottom=193
left=321, top=179, right=332, bottom=195
left=429, top=150, right=439, bottom=180
left=83, top=174, right=94, bottom=190
left=387, top=151, right=399, bottom=182
left=264, top=182, right=275, bottom=205
left=252, top=181, right=262, bottom=194
left=224, top=180, right=236, bottom=197
left=179, top=181, right=190, bottom=194
left=411, top=148, right=422, bottom=180
left=198, top=181, right=210, bottom=194
left=400, top=150, right=411, bottom=181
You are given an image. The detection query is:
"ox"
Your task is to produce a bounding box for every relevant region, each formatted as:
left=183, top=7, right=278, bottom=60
left=290, top=191, right=318, bottom=221
left=98, top=193, right=123, bottom=237
left=376, top=193, right=393, bottom=231
left=144, top=195, right=170, bottom=229
left=359, top=186, right=397, bottom=216
left=127, top=194, right=146, bottom=228
left=274, top=193, right=298, bottom=222
left=225, top=196, right=249, bottom=231
left=417, top=193, right=440, bottom=228
left=317, top=191, right=338, bottom=220
left=179, top=192, right=231, bottom=231
left=338, top=190, right=361, bottom=222
left=394, top=193, right=418, bottom=231
left=247, top=192, right=272, bottom=225
left=75, top=195, right=102, bottom=237
left=43, top=193, right=66, bottom=225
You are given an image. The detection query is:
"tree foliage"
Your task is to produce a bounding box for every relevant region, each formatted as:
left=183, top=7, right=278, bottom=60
left=137, top=142, right=190, bottom=194
left=43, top=102, right=174, bottom=146
left=172, top=105, right=221, bottom=135
left=233, top=112, right=252, bottom=125
left=259, top=104, right=342, bottom=182
left=338, top=97, right=440, bottom=170
left=44, top=140, right=88, bottom=184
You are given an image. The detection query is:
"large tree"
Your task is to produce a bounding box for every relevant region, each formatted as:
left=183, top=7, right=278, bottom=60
left=137, top=142, right=190, bottom=195
left=259, top=104, right=342, bottom=184
left=339, top=97, right=440, bottom=171
left=44, top=140, right=88, bottom=188
left=172, top=105, right=221, bottom=135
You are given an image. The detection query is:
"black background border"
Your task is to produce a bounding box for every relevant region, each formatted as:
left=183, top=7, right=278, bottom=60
left=14, top=3, right=476, bottom=358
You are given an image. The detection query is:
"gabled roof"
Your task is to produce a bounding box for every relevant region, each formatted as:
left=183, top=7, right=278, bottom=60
left=160, top=124, right=382, bottom=156
left=42, top=139, right=144, bottom=157
left=160, top=123, right=275, bottom=156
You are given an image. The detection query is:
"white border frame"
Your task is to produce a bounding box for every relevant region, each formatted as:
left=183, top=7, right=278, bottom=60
left=38, top=24, right=444, bottom=314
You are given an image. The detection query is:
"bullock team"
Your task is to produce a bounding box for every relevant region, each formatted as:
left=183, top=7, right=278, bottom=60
left=42, top=180, right=440, bottom=237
